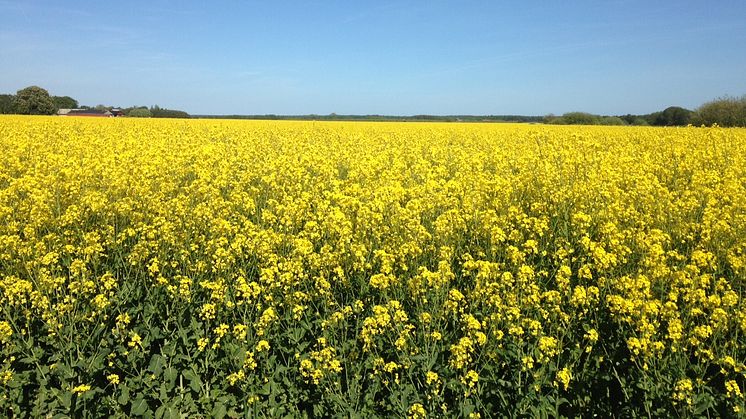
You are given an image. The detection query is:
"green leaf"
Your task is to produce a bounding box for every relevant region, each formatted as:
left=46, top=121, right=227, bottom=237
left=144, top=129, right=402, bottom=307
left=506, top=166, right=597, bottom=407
left=131, top=397, right=149, bottom=416
left=19, top=356, right=38, bottom=365
left=164, top=366, right=177, bottom=388
left=149, top=354, right=166, bottom=375
left=155, top=404, right=166, bottom=419
left=182, top=369, right=202, bottom=393
left=56, top=389, right=72, bottom=410
left=259, top=382, right=271, bottom=395
left=156, top=404, right=181, bottom=419
left=165, top=407, right=182, bottom=419
left=118, top=383, right=131, bottom=405
left=212, top=402, right=227, bottom=419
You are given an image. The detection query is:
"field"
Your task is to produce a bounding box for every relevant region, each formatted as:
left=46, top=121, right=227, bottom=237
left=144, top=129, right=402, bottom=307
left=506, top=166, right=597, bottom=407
left=1, top=116, right=745, bottom=417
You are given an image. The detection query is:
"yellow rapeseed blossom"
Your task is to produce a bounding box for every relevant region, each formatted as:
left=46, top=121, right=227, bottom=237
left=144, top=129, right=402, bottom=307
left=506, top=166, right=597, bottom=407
left=0, top=322, right=12, bottom=344
left=256, top=340, right=270, bottom=352
left=673, top=379, right=694, bottom=405
left=407, top=403, right=427, bottom=419
left=726, top=380, right=743, bottom=399
left=71, top=384, right=92, bottom=394
left=1, top=116, right=745, bottom=415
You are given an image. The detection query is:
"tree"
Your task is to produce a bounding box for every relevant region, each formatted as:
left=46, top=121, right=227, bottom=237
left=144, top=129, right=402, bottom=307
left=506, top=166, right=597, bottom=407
left=561, top=112, right=600, bottom=125
left=0, top=94, right=15, bottom=114
left=149, top=105, right=190, bottom=118
left=653, top=106, right=692, bottom=126
left=53, top=96, right=78, bottom=110
left=599, top=116, right=627, bottom=125
left=128, top=108, right=152, bottom=117
left=14, top=86, right=56, bottom=115
left=693, top=95, right=746, bottom=127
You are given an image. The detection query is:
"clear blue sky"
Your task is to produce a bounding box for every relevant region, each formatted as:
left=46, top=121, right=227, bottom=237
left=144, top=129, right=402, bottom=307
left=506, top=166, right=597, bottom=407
left=1, top=1, right=745, bottom=115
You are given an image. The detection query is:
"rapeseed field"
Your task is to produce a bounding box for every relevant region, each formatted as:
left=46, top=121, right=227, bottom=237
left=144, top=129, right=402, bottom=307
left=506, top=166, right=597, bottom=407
left=1, top=115, right=745, bottom=417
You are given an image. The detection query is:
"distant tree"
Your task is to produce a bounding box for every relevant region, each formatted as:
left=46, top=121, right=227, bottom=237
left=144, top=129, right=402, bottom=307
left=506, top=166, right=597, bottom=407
left=14, top=86, right=56, bottom=115
left=561, top=112, right=600, bottom=125
left=599, top=116, right=627, bottom=125
left=631, top=118, right=649, bottom=126
left=653, top=106, right=692, bottom=126
left=0, top=94, right=16, bottom=114
left=643, top=111, right=661, bottom=126
left=619, top=114, right=637, bottom=125
left=693, top=95, right=746, bottom=127
left=149, top=105, right=190, bottom=118
left=52, top=96, right=78, bottom=110
left=547, top=117, right=567, bottom=125
left=543, top=114, right=558, bottom=124
left=128, top=108, right=152, bottom=117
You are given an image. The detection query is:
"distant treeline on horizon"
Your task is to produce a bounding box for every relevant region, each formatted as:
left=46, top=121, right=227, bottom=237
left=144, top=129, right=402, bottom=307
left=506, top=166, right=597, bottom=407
left=0, top=86, right=190, bottom=119
left=192, top=114, right=546, bottom=123
left=2, top=85, right=745, bottom=127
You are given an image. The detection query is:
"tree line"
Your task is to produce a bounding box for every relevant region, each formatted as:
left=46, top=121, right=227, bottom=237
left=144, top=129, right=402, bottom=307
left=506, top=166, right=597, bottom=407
left=545, top=95, right=746, bottom=127
left=123, top=105, right=190, bottom=119
left=2, top=85, right=745, bottom=126
left=0, top=86, right=190, bottom=118
left=195, top=113, right=546, bottom=123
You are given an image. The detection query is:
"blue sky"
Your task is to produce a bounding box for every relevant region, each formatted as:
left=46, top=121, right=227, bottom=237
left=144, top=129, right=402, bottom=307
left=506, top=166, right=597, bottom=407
left=1, top=1, right=745, bottom=115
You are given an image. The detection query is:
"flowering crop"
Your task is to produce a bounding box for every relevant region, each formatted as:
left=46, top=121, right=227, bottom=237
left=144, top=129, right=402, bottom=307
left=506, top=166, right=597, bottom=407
left=0, top=115, right=745, bottom=416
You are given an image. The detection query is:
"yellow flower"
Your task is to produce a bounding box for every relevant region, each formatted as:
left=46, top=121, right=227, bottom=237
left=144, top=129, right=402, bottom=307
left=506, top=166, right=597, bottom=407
left=726, top=380, right=743, bottom=399
left=227, top=370, right=245, bottom=386
left=462, top=370, right=479, bottom=388
left=256, top=340, right=270, bottom=352
left=128, top=332, right=142, bottom=348
left=407, top=403, right=427, bottom=419
left=199, top=303, right=216, bottom=321
left=0, top=370, right=13, bottom=385
left=673, top=379, right=694, bottom=405
left=71, top=384, right=92, bottom=394
left=449, top=337, right=475, bottom=370
left=426, top=371, right=440, bottom=386
left=555, top=368, right=572, bottom=391
left=0, top=321, right=12, bottom=344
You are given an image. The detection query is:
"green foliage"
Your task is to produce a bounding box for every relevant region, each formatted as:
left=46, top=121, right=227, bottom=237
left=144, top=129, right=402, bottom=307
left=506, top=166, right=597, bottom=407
left=546, top=112, right=603, bottom=125
left=0, top=95, right=16, bottom=114
left=52, top=96, right=78, bottom=110
left=14, top=86, right=56, bottom=115
left=693, top=95, right=746, bottom=127
left=561, top=112, right=600, bottom=125
left=654, top=106, right=693, bottom=126
left=150, top=105, right=190, bottom=119
left=121, top=105, right=188, bottom=118
left=599, top=116, right=627, bottom=126
left=127, top=108, right=152, bottom=118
